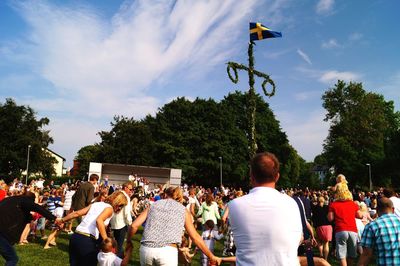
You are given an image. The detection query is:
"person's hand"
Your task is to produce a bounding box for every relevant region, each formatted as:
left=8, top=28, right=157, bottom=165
left=209, top=256, right=222, bottom=265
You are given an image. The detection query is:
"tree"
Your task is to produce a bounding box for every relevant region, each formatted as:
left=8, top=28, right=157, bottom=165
left=321, top=81, right=400, bottom=187
left=0, top=98, right=55, bottom=182
left=74, top=145, right=102, bottom=179
left=97, top=116, right=155, bottom=166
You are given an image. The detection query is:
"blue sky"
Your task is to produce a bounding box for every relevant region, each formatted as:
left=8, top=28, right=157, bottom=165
left=1, top=0, right=399, bottom=168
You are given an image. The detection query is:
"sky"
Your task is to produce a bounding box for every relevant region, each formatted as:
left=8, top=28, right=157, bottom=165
left=1, top=0, right=399, bottom=169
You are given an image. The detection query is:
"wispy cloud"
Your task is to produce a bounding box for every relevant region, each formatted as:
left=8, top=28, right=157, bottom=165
left=297, top=49, right=312, bottom=65
left=348, top=32, right=363, bottom=42
left=296, top=67, right=362, bottom=85
left=321, top=38, right=341, bottom=49
left=10, top=0, right=258, bottom=117
left=316, top=0, right=335, bottom=15
left=319, top=70, right=361, bottom=84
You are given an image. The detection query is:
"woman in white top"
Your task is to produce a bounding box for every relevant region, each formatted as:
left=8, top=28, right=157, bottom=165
left=58, top=191, right=128, bottom=266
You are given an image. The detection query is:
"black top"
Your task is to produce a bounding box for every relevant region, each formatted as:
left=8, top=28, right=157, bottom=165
left=0, top=195, right=56, bottom=244
left=311, top=204, right=331, bottom=227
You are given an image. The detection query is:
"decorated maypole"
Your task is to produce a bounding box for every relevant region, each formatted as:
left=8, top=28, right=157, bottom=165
left=227, top=22, right=282, bottom=159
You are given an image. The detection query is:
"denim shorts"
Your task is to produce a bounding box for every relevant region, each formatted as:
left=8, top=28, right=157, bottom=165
left=335, top=231, right=358, bottom=259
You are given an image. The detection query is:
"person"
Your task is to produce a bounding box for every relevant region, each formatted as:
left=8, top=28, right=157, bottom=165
left=126, top=186, right=222, bottom=266
left=110, top=182, right=133, bottom=258
left=330, top=174, right=349, bottom=195
left=0, top=191, right=57, bottom=265
left=60, top=191, right=128, bottom=266
left=199, top=220, right=223, bottom=266
left=382, top=188, right=400, bottom=218
left=328, top=184, right=362, bottom=266
left=312, top=196, right=332, bottom=260
left=97, top=237, right=132, bottom=266
left=228, top=152, right=302, bottom=265
left=71, top=174, right=99, bottom=214
left=358, top=197, right=400, bottom=266
left=196, top=193, right=221, bottom=229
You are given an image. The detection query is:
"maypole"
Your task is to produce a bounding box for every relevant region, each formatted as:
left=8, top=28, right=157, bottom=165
left=227, top=22, right=282, bottom=159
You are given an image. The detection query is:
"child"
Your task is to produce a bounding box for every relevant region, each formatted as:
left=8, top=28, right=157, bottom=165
left=200, top=220, right=223, bottom=266
left=331, top=174, right=352, bottom=201
left=97, top=237, right=132, bottom=266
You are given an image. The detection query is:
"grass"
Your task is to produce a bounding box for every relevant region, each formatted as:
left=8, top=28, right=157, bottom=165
left=0, top=228, right=372, bottom=266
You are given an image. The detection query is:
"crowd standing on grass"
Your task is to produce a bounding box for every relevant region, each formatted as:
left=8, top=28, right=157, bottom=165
left=0, top=152, right=400, bottom=266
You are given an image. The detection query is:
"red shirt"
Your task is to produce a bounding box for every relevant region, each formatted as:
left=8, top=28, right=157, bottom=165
left=329, top=200, right=358, bottom=233
left=0, top=189, right=6, bottom=202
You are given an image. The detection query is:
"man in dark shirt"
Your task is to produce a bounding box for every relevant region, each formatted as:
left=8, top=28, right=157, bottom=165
left=71, top=174, right=99, bottom=212
left=0, top=192, right=56, bottom=265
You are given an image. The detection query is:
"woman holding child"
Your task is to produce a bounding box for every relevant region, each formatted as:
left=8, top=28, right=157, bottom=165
left=127, top=187, right=222, bottom=266
left=58, top=191, right=128, bottom=266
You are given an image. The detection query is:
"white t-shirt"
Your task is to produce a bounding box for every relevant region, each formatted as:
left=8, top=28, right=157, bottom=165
left=229, top=187, right=302, bottom=266
left=390, top=196, right=400, bottom=218
left=76, top=202, right=113, bottom=239
left=97, top=251, right=122, bottom=266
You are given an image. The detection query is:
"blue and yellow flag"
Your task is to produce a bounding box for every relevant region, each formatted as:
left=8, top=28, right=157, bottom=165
left=249, top=22, right=282, bottom=41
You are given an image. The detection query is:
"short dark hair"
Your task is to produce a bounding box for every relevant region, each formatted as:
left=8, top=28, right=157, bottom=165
left=250, top=152, right=280, bottom=184
left=377, top=197, right=393, bottom=213
left=382, top=188, right=395, bottom=198
left=89, top=174, right=99, bottom=182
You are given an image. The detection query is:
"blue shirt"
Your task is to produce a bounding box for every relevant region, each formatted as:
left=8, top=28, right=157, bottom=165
left=360, top=213, right=400, bottom=266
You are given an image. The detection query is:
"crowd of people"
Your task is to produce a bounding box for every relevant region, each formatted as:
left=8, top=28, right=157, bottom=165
left=0, top=152, right=400, bottom=266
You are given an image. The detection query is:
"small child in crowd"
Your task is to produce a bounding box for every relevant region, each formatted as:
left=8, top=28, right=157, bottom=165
left=199, top=220, right=223, bottom=266
left=97, top=237, right=132, bottom=266
left=178, top=234, right=196, bottom=265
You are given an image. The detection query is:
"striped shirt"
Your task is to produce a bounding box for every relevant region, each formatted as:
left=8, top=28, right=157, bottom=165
left=141, top=199, right=186, bottom=248
left=360, top=213, right=400, bottom=266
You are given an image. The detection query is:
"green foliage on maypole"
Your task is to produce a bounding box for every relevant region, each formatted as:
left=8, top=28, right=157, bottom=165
left=227, top=41, right=276, bottom=159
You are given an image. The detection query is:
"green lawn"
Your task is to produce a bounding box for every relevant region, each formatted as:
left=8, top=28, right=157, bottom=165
left=0, top=229, right=371, bottom=266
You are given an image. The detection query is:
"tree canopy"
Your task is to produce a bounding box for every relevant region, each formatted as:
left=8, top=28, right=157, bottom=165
left=0, top=98, right=56, bottom=183
left=78, top=92, right=305, bottom=188
left=321, top=80, right=400, bottom=188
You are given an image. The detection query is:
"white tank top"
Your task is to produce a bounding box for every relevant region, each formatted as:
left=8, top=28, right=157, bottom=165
left=76, top=202, right=113, bottom=239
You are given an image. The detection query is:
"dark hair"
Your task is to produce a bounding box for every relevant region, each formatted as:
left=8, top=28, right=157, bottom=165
left=89, top=174, right=99, bottom=182
left=250, top=152, right=280, bottom=184
left=205, top=219, right=215, bottom=229
left=382, top=188, right=395, bottom=198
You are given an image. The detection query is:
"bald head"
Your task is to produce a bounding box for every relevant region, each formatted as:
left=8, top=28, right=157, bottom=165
left=377, top=197, right=394, bottom=216
left=250, top=152, right=280, bottom=185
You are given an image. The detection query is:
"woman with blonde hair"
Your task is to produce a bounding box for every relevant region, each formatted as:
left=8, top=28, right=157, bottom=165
left=58, top=191, right=128, bottom=266
left=312, top=196, right=332, bottom=260
left=328, top=182, right=362, bottom=266
left=127, top=186, right=222, bottom=266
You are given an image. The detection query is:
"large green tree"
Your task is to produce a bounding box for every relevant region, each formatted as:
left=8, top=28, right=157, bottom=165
left=94, top=92, right=304, bottom=188
left=321, top=81, right=400, bottom=187
left=0, top=98, right=55, bottom=182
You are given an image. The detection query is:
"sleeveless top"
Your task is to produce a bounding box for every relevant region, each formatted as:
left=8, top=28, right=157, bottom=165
left=76, top=201, right=113, bottom=239
left=141, top=199, right=186, bottom=248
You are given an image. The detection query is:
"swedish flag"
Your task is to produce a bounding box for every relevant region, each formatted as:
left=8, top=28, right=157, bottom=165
left=249, top=22, right=282, bottom=41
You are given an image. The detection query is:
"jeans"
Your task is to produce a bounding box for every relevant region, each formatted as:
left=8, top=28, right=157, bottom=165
left=69, top=233, right=101, bottom=266
left=112, top=225, right=128, bottom=258
left=0, top=234, right=18, bottom=266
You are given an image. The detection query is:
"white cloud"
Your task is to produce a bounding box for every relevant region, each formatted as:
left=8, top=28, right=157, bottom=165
left=321, top=39, right=340, bottom=49
left=277, top=110, right=329, bottom=161
left=11, top=0, right=258, bottom=116
left=294, top=91, right=320, bottom=101
left=296, top=49, right=312, bottom=65
left=319, top=70, right=361, bottom=84
left=316, top=0, right=335, bottom=15
left=348, top=32, right=363, bottom=42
